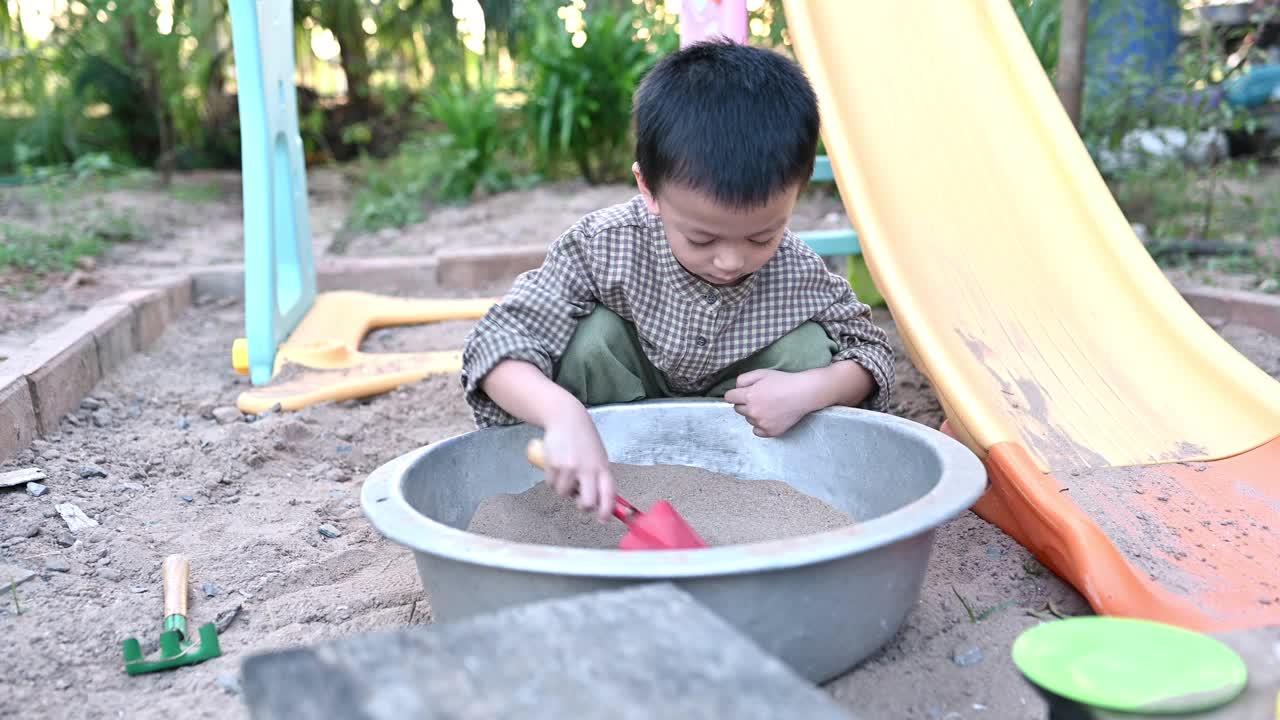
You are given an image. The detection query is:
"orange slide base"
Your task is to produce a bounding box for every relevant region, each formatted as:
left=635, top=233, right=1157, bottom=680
left=952, top=422, right=1280, bottom=632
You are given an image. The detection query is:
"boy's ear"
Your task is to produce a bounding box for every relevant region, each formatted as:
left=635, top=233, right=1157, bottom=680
left=633, top=162, right=661, bottom=215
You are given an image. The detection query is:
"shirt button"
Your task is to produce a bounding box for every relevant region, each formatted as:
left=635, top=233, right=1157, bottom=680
left=695, top=336, right=708, bottom=348
left=703, top=292, right=717, bottom=304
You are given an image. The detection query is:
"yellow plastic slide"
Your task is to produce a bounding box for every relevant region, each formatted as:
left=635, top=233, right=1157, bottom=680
left=783, top=0, right=1280, bottom=630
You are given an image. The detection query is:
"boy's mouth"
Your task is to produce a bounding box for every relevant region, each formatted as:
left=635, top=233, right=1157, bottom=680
left=703, top=272, right=747, bottom=286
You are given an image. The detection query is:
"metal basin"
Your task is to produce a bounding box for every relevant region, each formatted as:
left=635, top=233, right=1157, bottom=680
left=362, top=400, right=987, bottom=682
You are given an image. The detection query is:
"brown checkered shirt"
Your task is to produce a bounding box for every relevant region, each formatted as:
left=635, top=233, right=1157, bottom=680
left=461, top=196, right=895, bottom=427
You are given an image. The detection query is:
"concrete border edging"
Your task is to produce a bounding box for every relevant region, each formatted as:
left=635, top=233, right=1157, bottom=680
left=2, top=246, right=1277, bottom=464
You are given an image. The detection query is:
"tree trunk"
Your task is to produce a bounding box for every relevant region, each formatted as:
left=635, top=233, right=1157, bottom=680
left=1056, top=0, right=1089, bottom=128
left=333, top=19, right=374, bottom=115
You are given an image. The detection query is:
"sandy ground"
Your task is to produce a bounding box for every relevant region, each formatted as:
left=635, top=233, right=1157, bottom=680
left=2, top=289, right=1275, bottom=720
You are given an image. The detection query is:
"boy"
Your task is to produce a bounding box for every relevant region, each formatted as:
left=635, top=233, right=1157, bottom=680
left=460, top=39, right=894, bottom=522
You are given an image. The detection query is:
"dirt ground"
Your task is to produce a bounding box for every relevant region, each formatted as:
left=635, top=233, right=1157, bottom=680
left=2, top=290, right=1276, bottom=719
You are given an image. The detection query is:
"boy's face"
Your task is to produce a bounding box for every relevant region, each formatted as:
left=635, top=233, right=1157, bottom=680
left=635, top=164, right=798, bottom=286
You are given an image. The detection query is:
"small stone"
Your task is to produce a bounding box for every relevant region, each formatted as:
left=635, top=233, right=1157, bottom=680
left=45, top=557, right=71, bottom=573
left=91, top=409, right=113, bottom=427
left=180, top=495, right=194, bottom=503
left=1, top=468, right=47, bottom=487
left=56, top=503, right=99, bottom=532
left=203, top=582, right=221, bottom=598
left=197, top=402, right=217, bottom=419
left=214, top=673, right=241, bottom=695
left=112, top=483, right=144, bottom=493
left=335, top=428, right=356, bottom=441
left=97, top=567, right=122, bottom=581
left=952, top=646, right=983, bottom=667
left=177, top=416, right=191, bottom=430
left=26, top=482, right=48, bottom=497
left=79, top=397, right=103, bottom=411
left=78, top=466, right=108, bottom=479
left=324, top=468, right=350, bottom=483
left=0, top=563, right=37, bottom=587
left=130, top=585, right=148, bottom=593
left=212, top=406, right=242, bottom=424
left=55, top=531, right=76, bottom=547
left=5, top=523, right=39, bottom=541
left=984, top=546, right=1005, bottom=559
left=318, top=524, right=341, bottom=539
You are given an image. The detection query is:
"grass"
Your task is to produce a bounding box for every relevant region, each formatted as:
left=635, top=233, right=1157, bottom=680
left=1109, top=158, right=1280, bottom=293
left=169, top=181, right=224, bottom=203
left=0, top=210, right=140, bottom=275
left=952, top=586, right=1016, bottom=624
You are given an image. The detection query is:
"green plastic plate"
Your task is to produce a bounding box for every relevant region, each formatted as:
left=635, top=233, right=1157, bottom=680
left=1012, top=617, right=1248, bottom=714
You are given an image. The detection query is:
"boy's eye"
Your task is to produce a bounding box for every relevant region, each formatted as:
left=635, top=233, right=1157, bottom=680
left=688, top=235, right=717, bottom=246
left=749, top=234, right=779, bottom=245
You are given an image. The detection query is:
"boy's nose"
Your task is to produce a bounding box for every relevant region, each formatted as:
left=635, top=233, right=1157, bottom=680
left=714, top=253, right=745, bottom=272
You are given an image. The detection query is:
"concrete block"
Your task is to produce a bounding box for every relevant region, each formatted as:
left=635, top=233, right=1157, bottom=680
left=0, top=374, right=38, bottom=463
left=111, top=288, right=172, bottom=350
left=76, top=301, right=136, bottom=376
left=317, top=256, right=441, bottom=295
left=437, top=245, right=547, bottom=290
left=191, top=264, right=244, bottom=301
left=241, top=583, right=857, bottom=720
left=23, top=323, right=102, bottom=435
left=146, top=275, right=194, bottom=314
left=1179, top=286, right=1280, bottom=338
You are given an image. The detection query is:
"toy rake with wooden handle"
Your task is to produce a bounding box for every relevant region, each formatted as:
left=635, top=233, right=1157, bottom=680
left=122, top=554, right=222, bottom=675
left=525, top=439, right=707, bottom=550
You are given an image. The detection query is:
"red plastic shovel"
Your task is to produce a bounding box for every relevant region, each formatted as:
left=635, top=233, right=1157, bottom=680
left=525, top=439, right=707, bottom=550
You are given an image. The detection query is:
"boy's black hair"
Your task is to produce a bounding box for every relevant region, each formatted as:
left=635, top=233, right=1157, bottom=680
left=633, top=39, right=820, bottom=209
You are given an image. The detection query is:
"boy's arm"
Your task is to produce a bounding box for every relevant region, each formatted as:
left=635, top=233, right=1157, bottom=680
left=460, top=231, right=618, bottom=520
left=460, top=230, right=597, bottom=427
left=808, top=280, right=895, bottom=413
left=725, top=266, right=895, bottom=437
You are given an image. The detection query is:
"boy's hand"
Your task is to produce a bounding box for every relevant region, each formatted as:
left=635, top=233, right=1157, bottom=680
left=724, top=369, right=821, bottom=437
left=541, top=410, right=616, bottom=522
left=725, top=361, right=876, bottom=437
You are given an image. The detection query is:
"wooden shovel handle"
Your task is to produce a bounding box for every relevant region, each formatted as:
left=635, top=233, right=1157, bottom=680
left=524, top=439, right=635, bottom=520
left=526, top=439, right=547, bottom=469
left=162, top=554, right=189, bottom=619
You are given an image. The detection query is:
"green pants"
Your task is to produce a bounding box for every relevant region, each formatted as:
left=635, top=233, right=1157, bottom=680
left=554, top=306, right=838, bottom=406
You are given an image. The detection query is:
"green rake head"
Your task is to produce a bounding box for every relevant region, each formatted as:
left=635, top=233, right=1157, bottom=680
left=122, top=555, right=222, bottom=675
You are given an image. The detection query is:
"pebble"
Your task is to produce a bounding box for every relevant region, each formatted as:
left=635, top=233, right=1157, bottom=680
left=177, top=416, right=191, bottom=430
left=97, top=567, right=122, bottom=581
left=318, top=524, right=341, bottom=539
left=180, top=495, right=195, bottom=503
left=335, top=428, right=355, bottom=441
left=42, top=508, right=58, bottom=519
left=45, top=557, right=71, bottom=573
left=55, top=531, right=76, bottom=547
left=91, top=409, right=113, bottom=427
left=26, top=482, right=48, bottom=497
left=79, top=397, right=103, bottom=411
left=212, top=406, right=243, bottom=424
left=130, top=585, right=148, bottom=593
left=6, top=524, right=39, bottom=541
left=952, top=646, right=983, bottom=667
left=78, top=466, right=108, bottom=479
left=112, top=483, right=144, bottom=493
left=203, top=582, right=221, bottom=598
left=214, top=674, right=241, bottom=696
left=324, top=468, right=350, bottom=483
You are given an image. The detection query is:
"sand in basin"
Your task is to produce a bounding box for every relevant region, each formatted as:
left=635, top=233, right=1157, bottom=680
left=466, top=463, right=854, bottom=548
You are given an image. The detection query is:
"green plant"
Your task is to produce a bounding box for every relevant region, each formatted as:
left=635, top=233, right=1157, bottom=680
left=1011, top=0, right=1061, bottom=78
left=523, top=1, right=676, bottom=183
left=419, top=79, right=515, bottom=199
left=0, top=200, right=139, bottom=274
